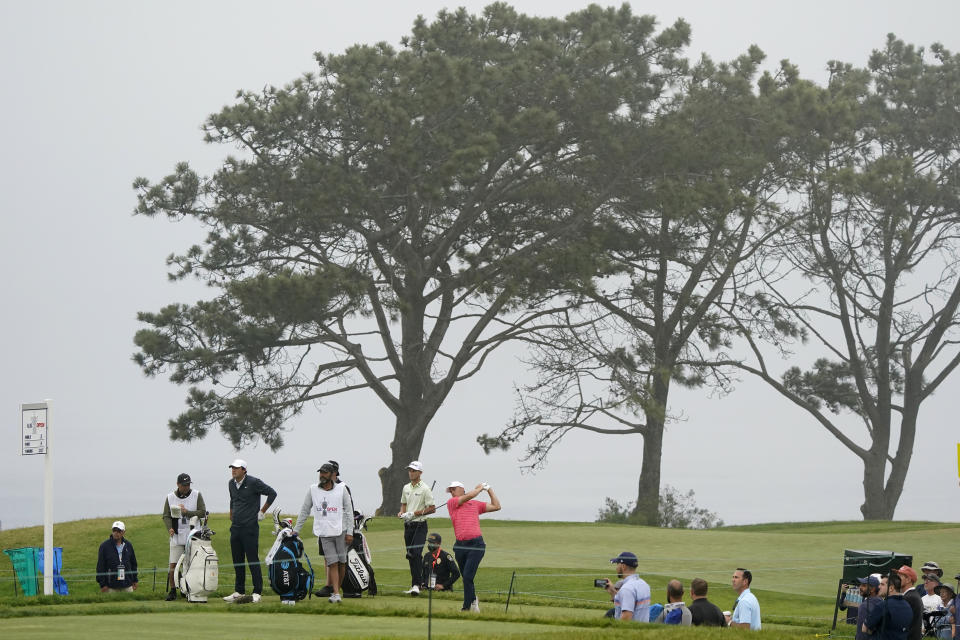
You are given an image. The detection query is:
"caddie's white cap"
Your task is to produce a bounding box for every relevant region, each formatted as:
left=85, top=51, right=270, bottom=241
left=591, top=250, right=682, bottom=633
left=446, top=480, right=464, bottom=490
left=112, top=521, right=125, bottom=531
left=228, top=459, right=247, bottom=469
left=407, top=460, right=423, bottom=471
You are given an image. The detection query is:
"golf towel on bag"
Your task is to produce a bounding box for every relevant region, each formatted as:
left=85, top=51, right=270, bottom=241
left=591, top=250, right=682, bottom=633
left=268, top=534, right=314, bottom=600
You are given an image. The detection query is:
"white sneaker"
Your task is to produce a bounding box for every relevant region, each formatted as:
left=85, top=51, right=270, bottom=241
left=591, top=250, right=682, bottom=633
left=404, top=585, right=420, bottom=596
left=251, top=593, right=261, bottom=603
left=329, top=593, right=342, bottom=603
left=471, top=598, right=480, bottom=612
left=222, top=592, right=243, bottom=602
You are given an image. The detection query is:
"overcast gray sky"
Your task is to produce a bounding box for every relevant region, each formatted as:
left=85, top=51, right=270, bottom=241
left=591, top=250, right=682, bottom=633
left=2, top=0, right=959, bottom=531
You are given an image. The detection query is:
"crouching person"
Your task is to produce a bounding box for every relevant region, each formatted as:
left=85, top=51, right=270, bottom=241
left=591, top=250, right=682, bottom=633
left=421, top=533, right=460, bottom=591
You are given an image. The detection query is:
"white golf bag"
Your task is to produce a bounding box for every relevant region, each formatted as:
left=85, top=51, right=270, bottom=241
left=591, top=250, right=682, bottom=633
left=173, top=515, right=219, bottom=602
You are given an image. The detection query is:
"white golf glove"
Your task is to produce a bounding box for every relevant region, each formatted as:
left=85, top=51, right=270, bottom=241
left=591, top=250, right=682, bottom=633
left=403, top=511, right=415, bottom=522
left=257, top=511, right=265, bottom=521
left=481, top=482, right=490, bottom=491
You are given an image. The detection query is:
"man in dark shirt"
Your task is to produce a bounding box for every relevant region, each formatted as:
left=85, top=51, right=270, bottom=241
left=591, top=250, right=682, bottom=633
left=840, top=578, right=866, bottom=625
left=865, top=572, right=914, bottom=640
left=96, top=521, right=138, bottom=592
left=856, top=574, right=883, bottom=640
left=420, top=532, right=460, bottom=591
left=688, top=577, right=727, bottom=627
left=222, top=459, right=277, bottom=603
left=897, top=566, right=923, bottom=640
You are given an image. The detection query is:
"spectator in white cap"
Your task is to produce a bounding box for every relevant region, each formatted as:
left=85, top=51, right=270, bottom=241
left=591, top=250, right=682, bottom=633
left=96, top=521, right=138, bottom=592
left=223, top=459, right=277, bottom=604
left=446, top=479, right=501, bottom=612
left=398, top=460, right=435, bottom=596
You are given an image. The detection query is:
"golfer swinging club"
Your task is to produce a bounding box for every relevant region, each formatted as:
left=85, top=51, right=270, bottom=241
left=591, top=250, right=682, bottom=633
left=446, top=480, right=501, bottom=612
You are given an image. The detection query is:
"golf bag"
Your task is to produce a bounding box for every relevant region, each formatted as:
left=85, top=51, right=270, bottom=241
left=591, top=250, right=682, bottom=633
left=267, top=512, right=314, bottom=601
left=342, top=511, right=377, bottom=596
left=173, top=515, right=219, bottom=602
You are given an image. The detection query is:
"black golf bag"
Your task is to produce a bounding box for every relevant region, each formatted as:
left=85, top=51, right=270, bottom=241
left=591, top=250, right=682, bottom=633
left=342, top=511, right=377, bottom=597
left=268, top=531, right=314, bottom=601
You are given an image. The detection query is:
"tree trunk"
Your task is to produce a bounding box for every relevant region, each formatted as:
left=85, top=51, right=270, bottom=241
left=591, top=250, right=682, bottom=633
left=861, top=403, right=917, bottom=519
left=631, top=348, right=672, bottom=526
left=631, top=423, right=663, bottom=526
left=376, top=409, right=430, bottom=515
left=859, top=449, right=895, bottom=520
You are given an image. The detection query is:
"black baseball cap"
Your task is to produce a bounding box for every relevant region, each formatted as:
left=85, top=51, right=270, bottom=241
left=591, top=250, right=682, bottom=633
left=427, top=533, right=441, bottom=544
left=317, top=463, right=336, bottom=473
left=177, top=473, right=192, bottom=485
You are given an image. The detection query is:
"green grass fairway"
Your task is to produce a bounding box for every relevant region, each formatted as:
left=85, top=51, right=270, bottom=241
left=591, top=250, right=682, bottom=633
left=1, top=516, right=957, bottom=638
left=0, top=612, right=588, bottom=640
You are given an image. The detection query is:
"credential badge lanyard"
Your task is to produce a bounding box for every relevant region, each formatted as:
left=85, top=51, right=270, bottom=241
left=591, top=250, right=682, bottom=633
left=116, top=542, right=125, bottom=581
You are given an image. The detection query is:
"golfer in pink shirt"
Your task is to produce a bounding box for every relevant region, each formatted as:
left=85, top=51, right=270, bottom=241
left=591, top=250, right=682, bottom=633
left=446, top=480, right=501, bottom=612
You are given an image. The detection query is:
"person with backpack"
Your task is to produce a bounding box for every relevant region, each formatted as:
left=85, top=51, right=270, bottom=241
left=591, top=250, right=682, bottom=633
left=653, top=579, right=692, bottom=625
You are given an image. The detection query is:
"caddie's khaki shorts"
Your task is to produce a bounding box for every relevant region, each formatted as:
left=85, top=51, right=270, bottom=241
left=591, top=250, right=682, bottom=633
left=169, top=541, right=186, bottom=564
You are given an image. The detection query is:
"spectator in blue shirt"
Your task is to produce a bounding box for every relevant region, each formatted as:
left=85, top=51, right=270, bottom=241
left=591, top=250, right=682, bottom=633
left=604, top=551, right=650, bottom=622
left=731, top=568, right=761, bottom=630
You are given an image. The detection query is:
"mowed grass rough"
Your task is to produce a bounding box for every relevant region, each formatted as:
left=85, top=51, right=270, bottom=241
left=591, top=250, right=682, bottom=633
left=1, top=516, right=957, bottom=639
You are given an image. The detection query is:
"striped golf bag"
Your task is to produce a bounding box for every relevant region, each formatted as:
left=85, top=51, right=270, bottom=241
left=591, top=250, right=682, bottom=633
left=268, top=533, right=314, bottom=601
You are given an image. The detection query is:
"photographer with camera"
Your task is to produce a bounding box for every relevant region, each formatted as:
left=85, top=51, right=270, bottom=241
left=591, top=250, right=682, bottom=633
left=601, top=551, right=650, bottom=622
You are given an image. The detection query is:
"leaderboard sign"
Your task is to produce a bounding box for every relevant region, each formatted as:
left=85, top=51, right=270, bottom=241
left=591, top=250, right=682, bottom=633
left=21, top=402, right=48, bottom=455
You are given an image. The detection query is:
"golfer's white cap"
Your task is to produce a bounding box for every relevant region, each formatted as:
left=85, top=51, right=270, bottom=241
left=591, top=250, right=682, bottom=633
left=112, top=521, right=125, bottom=531
left=447, top=480, right=464, bottom=490
left=228, top=459, right=247, bottom=469
left=407, top=460, right=423, bottom=471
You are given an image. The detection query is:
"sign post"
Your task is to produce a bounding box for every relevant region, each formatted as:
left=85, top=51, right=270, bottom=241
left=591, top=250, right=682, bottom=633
left=21, top=400, right=53, bottom=596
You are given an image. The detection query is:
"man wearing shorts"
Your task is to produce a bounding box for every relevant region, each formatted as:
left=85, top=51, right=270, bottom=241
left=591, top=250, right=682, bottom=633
left=161, top=472, right=206, bottom=600
left=293, top=462, right=354, bottom=603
